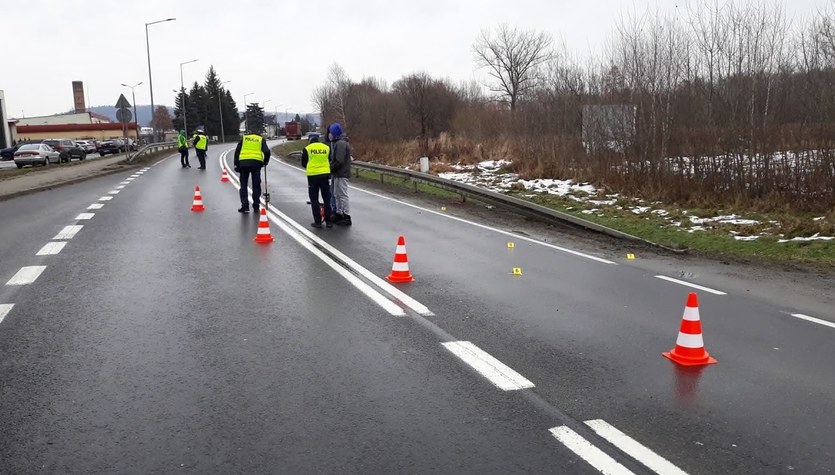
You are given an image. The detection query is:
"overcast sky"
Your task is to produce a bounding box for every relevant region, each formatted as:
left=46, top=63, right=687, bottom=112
left=0, top=0, right=827, bottom=119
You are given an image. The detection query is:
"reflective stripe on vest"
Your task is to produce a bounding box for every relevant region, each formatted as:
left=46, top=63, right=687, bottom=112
left=194, top=134, right=208, bottom=150
left=305, top=142, right=331, bottom=176
left=239, top=134, right=264, bottom=162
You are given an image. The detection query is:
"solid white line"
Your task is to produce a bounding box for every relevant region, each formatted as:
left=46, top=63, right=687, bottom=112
left=87, top=203, right=104, bottom=210
left=99, top=196, right=113, bottom=201
left=441, top=341, right=534, bottom=390
left=791, top=313, right=835, bottom=329
left=53, top=225, right=83, bottom=240
left=221, top=152, right=428, bottom=317
left=75, top=213, right=95, bottom=220
left=585, top=420, right=689, bottom=475
left=654, top=275, right=726, bottom=295
left=549, top=426, right=635, bottom=475
left=36, top=242, right=67, bottom=256
left=0, top=303, right=14, bottom=323
left=6, top=266, right=47, bottom=285
left=276, top=160, right=617, bottom=265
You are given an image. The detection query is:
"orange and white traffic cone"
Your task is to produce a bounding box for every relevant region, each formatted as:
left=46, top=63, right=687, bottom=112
left=220, top=167, right=230, bottom=183
left=190, top=186, right=205, bottom=212
left=663, top=293, right=718, bottom=366
left=253, top=208, right=274, bottom=243
left=386, top=235, right=415, bottom=283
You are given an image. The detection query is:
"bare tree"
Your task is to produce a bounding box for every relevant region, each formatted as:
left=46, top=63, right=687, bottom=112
left=473, top=24, right=553, bottom=111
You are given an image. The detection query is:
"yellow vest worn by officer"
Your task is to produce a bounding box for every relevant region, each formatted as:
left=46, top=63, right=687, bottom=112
left=193, top=134, right=208, bottom=151
left=239, top=134, right=265, bottom=163
left=305, top=142, right=331, bottom=176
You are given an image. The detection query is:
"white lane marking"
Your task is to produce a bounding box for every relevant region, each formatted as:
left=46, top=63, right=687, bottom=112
left=0, top=303, right=14, bottom=323
left=654, top=275, right=726, bottom=295
left=126, top=178, right=135, bottom=181
left=791, top=313, right=835, bottom=329
left=585, top=420, right=688, bottom=475
left=116, top=185, right=126, bottom=190
left=53, top=225, right=83, bottom=240
left=108, top=190, right=120, bottom=195
left=119, top=181, right=130, bottom=185
left=441, top=341, right=535, bottom=390
left=276, top=160, right=616, bottom=265
left=6, top=266, right=47, bottom=286
left=221, top=152, right=425, bottom=317
left=550, top=426, right=635, bottom=475
left=129, top=175, right=139, bottom=178
left=99, top=196, right=113, bottom=201
left=36, top=242, right=67, bottom=256
left=87, top=203, right=104, bottom=210
left=75, top=213, right=95, bottom=220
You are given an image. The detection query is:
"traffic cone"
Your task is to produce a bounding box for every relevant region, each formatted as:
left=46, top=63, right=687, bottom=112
left=220, top=167, right=230, bottom=183
left=663, top=293, right=718, bottom=366
left=253, top=208, right=274, bottom=243
left=191, top=186, right=205, bottom=212
left=387, top=235, right=415, bottom=283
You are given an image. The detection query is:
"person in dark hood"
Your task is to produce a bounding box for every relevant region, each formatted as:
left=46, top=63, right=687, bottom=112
left=328, top=122, right=353, bottom=226
left=177, top=129, right=190, bottom=168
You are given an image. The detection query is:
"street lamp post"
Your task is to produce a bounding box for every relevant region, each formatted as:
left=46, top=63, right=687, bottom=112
left=179, top=59, right=199, bottom=135
left=263, top=99, right=273, bottom=137
left=121, top=81, right=143, bottom=144
left=217, top=80, right=231, bottom=142
left=145, top=17, right=175, bottom=141
left=243, top=92, right=254, bottom=132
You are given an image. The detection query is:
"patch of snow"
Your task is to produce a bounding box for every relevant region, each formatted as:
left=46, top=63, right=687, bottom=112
left=652, top=209, right=669, bottom=216
left=689, top=214, right=760, bottom=226
left=631, top=206, right=651, bottom=214
left=478, top=159, right=513, bottom=170
left=688, top=226, right=706, bottom=233
left=777, top=233, right=835, bottom=243
left=581, top=209, right=599, bottom=215
left=813, top=216, right=826, bottom=221
left=734, top=235, right=760, bottom=241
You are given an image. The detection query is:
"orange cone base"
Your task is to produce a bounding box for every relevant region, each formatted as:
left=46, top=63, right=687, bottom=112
left=387, top=272, right=414, bottom=283
left=662, top=350, right=717, bottom=367
left=191, top=205, right=205, bottom=212
left=221, top=177, right=229, bottom=183
left=253, top=235, right=274, bottom=244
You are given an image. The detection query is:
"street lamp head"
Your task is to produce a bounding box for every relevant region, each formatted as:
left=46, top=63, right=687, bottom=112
left=146, top=17, right=176, bottom=26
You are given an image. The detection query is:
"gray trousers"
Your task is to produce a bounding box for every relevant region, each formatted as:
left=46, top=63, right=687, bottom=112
left=333, top=177, right=350, bottom=215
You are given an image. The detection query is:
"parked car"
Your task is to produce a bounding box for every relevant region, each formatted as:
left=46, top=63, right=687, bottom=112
left=13, top=143, right=61, bottom=168
left=1, top=140, right=42, bottom=161
left=98, top=139, right=125, bottom=156
left=75, top=140, right=97, bottom=154
left=42, top=139, right=85, bottom=162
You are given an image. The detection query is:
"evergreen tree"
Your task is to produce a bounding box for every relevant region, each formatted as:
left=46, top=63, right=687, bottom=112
left=203, top=66, right=223, bottom=138
left=172, top=89, right=188, bottom=132
left=294, top=113, right=302, bottom=122
left=187, top=81, right=208, bottom=134
left=223, top=90, right=240, bottom=138
left=246, top=103, right=266, bottom=134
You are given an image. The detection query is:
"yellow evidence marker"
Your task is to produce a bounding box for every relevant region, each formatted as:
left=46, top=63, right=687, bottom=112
left=511, top=268, right=523, bottom=276
left=626, top=253, right=636, bottom=260
left=507, top=242, right=515, bottom=249
left=441, top=206, right=447, bottom=211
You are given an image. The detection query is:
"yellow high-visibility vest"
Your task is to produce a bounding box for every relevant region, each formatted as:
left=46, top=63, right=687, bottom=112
left=305, top=142, right=331, bottom=176
left=194, top=134, right=208, bottom=150
left=239, top=134, right=264, bottom=162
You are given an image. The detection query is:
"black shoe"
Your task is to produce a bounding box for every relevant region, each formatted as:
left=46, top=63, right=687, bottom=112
left=311, top=222, right=323, bottom=228
left=331, top=213, right=344, bottom=224
left=187, top=165, right=192, bottom=168
left=337, top=214, right=352, bottom=226
left=238, top=207, right=250, bottom=213
left=325, top=221, right=333, bottom=228
left=253, top=207, right=260, bottom=215
left=199, top=166, right=206, bottom=170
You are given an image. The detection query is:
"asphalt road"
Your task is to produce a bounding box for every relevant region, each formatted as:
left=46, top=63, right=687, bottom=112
left=0, top=144, right=832, bottom=474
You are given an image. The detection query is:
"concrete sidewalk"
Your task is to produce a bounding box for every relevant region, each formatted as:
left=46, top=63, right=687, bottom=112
left=0, top=152, right=165, bottom=201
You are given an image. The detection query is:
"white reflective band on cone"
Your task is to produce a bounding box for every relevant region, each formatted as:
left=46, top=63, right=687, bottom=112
left=391, top=261, right=410, bottom=271
left=395, top=245, right=407, bottom=254
left=257, top=228, right=271, bottom=235
left=676, top=332, right=705, bottom=349
left=682, top=306, right=701, bottom=321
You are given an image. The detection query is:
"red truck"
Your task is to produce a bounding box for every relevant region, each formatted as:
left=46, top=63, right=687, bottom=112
left=284, top=121, right=302, bottom=140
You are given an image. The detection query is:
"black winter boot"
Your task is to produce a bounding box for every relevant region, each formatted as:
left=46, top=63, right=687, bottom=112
left=331, top=213, right=344, bottom=224
left=338, top=214, right=352, bottom=226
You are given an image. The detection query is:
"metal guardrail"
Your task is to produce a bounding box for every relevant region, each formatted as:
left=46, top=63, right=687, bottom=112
left=126, top=141, right=178, bottom=163
left=285, top=150, right=681, bottom=251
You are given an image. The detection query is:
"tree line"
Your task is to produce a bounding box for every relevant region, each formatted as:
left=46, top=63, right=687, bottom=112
left=172, top=66, right=241, bottom=140
left=313, top=1, right=835, bottom=211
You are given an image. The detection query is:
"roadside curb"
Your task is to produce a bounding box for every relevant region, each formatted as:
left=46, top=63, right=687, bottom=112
left=0, top=153, right=174, bottom=202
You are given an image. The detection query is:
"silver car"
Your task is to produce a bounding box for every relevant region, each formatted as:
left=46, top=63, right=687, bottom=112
left=13, top=143, right=61, bottom=168
left=75, top=140, right=97, bottom=153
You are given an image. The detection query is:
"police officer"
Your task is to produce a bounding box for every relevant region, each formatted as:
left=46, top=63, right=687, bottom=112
left=177, top=129, right=190, bottom=168
left=233, top=131, right=271, bottom=214
left=192, top=129, right=209, bottom=169
left=302, top=135, right=333, bottom=228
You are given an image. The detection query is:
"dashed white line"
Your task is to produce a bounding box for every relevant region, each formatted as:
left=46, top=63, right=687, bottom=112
left=6, top=266, right=47, bottom=286
left=36, top=242, right=67, bottom=256
left=116, top=185, right=126, bottom=190
left=0, top=303, right=13, bottom=323
left=99, top=196, right=113, bottom=201
left=441, top=341, right=534, bottom=391
left=791, top=313, right=835, bottom=329
left=654, top=275, right=726, bottom=295
left=119, top=181, right=130, bottom=185
left=53, top=225, right=83, bottom=240
left=75, top=213, right=95, bottom=220
left=108, top=190, right=120, bottom=195
left=585, top=420, right=689, bottom=475
left=87, top=203, right=104, bottom=210
left=549, top=426, right=635, bottom=475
